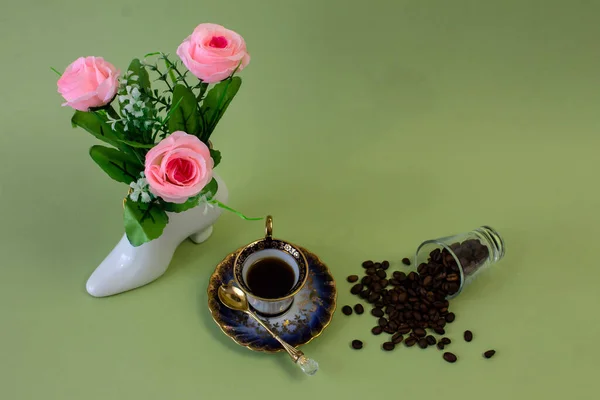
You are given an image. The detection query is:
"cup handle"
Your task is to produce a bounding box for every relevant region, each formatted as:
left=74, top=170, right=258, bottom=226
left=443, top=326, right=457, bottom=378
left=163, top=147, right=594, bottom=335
left=265, top=215, right=273, bottom=239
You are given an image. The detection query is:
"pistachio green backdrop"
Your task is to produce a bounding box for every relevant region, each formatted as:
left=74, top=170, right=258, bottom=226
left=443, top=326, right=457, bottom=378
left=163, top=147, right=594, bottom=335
left=1, top=0, right=598, bottom=398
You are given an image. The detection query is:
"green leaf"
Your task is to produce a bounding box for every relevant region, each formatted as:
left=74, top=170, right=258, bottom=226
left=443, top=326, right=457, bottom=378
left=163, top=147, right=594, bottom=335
left=124, top=201, right=169, bottom=247
left=168, top=84, right=200, bottom=135
left=200, top=77, right=242, bottom=139
left=210, top=149, right=221, bottom=168
left=126, top=58, right=151, bottom=92
left=89, top=145, right=143, bottom=184
left=71, top=111, right=124, bottom=150
left=162, top=178, right=219, bottom=213
left=116, top=138, right=155, bottom=149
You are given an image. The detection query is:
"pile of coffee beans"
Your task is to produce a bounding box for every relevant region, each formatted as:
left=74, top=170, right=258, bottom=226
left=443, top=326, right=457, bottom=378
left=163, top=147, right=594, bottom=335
left=344, top=240, right=496, bottom=364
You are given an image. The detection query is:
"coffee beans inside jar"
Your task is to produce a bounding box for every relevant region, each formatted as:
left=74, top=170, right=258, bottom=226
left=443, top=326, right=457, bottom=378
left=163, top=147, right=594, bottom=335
left=345, top=244, right=497, bottom=363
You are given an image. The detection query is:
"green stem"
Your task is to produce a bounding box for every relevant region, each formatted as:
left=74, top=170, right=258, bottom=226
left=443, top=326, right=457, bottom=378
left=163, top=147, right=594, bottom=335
left=50, top=67, right=62, bottom=77
left=210, top=200, right=263, bottom=221
left=106, top=106, right=120, bottom=119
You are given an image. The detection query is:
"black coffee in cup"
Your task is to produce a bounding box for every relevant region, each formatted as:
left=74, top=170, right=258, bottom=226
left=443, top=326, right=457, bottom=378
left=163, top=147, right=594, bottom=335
left=246, top=257, right=295, bottom=299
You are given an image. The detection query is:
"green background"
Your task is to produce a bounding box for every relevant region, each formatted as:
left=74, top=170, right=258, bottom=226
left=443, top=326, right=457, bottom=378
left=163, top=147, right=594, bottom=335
left=1, top=0, right=598, bottom=398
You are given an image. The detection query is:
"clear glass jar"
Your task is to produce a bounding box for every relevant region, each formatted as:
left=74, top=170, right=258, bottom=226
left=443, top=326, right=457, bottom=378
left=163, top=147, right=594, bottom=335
left=415, top=226, right=505, bottom=298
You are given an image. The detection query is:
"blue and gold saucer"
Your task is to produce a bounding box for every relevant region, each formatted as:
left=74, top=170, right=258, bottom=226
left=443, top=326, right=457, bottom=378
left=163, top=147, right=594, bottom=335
left=207, top=246, right=337, bottom=353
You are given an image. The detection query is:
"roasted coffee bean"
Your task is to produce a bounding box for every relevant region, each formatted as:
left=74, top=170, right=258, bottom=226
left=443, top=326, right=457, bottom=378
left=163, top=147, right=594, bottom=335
left=347, top=275, right=359, bottom=283
left=381, top=261, right=390, bottom=270
left=446, top=312, right=456, bottom=323
left=359, top=290, right=370, bottom=299
left=447, top=274, right=459, bottom=282
left=361, top=276, right=372, bottom=286
left=413, top=328, right=426, bottom=337
left=423, top=276, right=433, bottom=287
left=368, top=293, right=381, bottom=303
left=373, top=262, right=382, bottom=269
left=380, top=279, right=389, bottom=288
left=371, top=308, right=384, bottom=317
left=371, top=326, right=383, bottom=335
left=417, top=264, right=428, bottom=274
left=464, top=330, right=473, bottom=342
left=392, top=333, right=403, bottom=344
left=434, top=328, right=446, bottom=335
left=383, top=326, right=396, bottom=334
left=426, top=335, right=437, bottom=345
left=389, top=279, right=400, bottom=286
left=350, top=284, right=363, bottom=295
left=351, top=340, right=363, bottom=350
left=484, top=350, right=496, bottom=359
left=402, top=258, right=411, bottom=266
left=366, top=267, right=376, bottom=275
left=437, top=342, right=445, bottom=350
left=388, top=321, right=398, bottom=331
left=405, top=337, right=417, bottom=347
left=342, top=306, right=353, bottom=315
left=378, top=317, right=388, bottom=327
left=441, top=337, right=451, bottom=345
left=398, top=292, right=408, bottom=303
left=382, top=342, right=395, bottom=351
left=362, top=261, right=374, bottom=268
left=354, top=304, right=364, bottom=315
left=371, top=283, right=382, bottom=293
left=398, top=325, right=412, bottom=335
left=418, top=338, right=428, bottom=349
left=393, top=271, right=407, bottom=281
left=408, top=272, right=417, bottom=281
left=443, top=352, right=457, bottom=363
left=376, top=270, right=387, bottom=279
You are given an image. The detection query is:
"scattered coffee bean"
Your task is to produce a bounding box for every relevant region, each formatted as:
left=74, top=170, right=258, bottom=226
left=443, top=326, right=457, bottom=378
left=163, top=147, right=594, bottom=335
left=376, top=270, right=387, bottom=279
left=381, top=260, right=390, bottom=270
left=398, top=325, right=412, bottom=335
left=443, top=352, right=457, bottom=363
left=362, top=261, right=373, bottom=268
left=405, top=337, right=417, bottom=347
left=418, top=338, right=428, bottom=349
left=413, top=328, right=426, bottom=338
left=446, top=312, right=456, bottom=323
left=378, top=317, right=388, bottom=327
left=371, top=308, right=384, bottom=317
left=366, top=267, right=376, bottom=275
left=434, top=328, right=446, bottom=335
left=437, top=342, right=445, bottom=350
left=350, top=284, right=363, bottom=295
left=383, top=326, right=396, bottom=334
left=342, top=306, right=353, bottom=315
left=483, top=350, right=496, bottom=359
left=441, top=337, right=451, bottom=345
left=361, top=276, right=372, bottom=285
left=371, top=326, right=383, bottom=335
left=392, top=333, right=404, bottom=344
left=351, top=340, right=363, bottom=350
left=464, top=330, right=473, bottom=342
left=347, top=275, right=359, bottom=283
left=359, top=290, right=370, bottom=299
left=402, top=258, right=411, bottom=266
left=354, top=304, right=364, bottom=315
left=426, top=335, right=437, bottom=345
left=368, top=293, right=381, bottom=303
left=383, top=342, right=395, bottom=351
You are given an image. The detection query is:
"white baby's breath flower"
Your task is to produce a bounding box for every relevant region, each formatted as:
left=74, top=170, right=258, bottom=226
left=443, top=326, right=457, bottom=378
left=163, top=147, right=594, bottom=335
left=198, top=194, right=216, bottom=215
left=129, top=173, right=153, bottom=203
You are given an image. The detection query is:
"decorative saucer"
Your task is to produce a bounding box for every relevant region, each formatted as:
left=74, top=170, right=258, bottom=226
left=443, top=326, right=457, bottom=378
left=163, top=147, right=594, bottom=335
left=207, top=245, right=337, bottom=353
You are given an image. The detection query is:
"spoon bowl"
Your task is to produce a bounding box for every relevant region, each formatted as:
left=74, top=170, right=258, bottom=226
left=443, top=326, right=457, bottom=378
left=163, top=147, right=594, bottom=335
left=218, top=284, right=249, bottom=312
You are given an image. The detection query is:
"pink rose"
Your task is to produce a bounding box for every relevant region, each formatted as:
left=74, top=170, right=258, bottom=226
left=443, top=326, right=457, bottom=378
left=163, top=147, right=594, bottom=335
left=144, top=131, right=214, bottom=204
left=177, top=23, right=250, bottom=83
left=57, top=57, right=120, bottom=112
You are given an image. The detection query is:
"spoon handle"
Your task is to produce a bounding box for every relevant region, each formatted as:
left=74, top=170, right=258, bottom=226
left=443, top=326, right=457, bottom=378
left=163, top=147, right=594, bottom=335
left=246, top=311, right=319, bottom=376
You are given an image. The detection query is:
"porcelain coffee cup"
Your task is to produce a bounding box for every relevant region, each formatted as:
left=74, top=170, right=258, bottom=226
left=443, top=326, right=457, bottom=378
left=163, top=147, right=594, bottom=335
left=233, top=216, right=309, bottom=316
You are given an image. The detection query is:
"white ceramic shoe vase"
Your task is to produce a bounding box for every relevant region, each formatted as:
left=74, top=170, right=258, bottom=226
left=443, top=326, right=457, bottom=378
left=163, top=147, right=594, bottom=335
left=86, top=173, right=229, bottom=297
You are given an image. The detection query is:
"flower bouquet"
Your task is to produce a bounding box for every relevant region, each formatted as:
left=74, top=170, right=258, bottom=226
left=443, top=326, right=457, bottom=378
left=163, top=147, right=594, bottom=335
left=54, top=23, right=260, bottom=296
